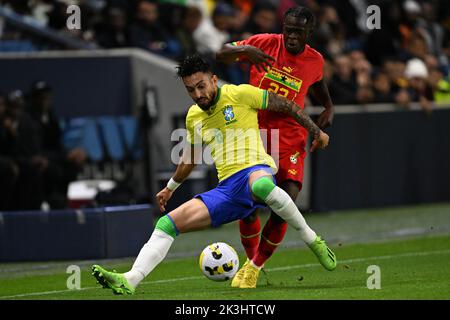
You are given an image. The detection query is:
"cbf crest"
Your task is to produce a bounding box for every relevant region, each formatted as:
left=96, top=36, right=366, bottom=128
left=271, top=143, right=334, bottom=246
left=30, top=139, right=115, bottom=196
left=222, top=105, right=237, bottom=125
left=223, top=105, right=234, bottom=121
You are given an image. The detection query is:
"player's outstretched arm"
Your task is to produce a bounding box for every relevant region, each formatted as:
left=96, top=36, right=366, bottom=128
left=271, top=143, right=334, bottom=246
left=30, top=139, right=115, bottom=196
left=267, top=91, right=329, bottom=152
left=156, top=144, right=200, bottom=212
left=216, top=43, right=275, bottom=72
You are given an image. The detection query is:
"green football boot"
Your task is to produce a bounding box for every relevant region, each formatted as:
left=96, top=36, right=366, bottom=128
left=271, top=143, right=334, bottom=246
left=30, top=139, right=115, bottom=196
left=91, top=265, right=135, bottom=295
left=308, top=236, right=337, bottom=271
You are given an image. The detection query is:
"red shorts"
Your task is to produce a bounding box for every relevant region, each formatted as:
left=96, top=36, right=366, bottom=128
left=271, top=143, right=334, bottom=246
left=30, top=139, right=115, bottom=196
left=274, top=148, right=307, bottom=188
left=260, top=113, right=308, bottom=188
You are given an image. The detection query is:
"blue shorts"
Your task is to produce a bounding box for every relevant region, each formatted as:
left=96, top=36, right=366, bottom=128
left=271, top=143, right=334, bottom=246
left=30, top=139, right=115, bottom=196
left=194, top=165, right=275, bottom=228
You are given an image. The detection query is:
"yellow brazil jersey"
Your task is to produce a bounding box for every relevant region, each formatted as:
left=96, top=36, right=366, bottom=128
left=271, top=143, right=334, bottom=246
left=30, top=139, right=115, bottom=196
left=186, top=84, right=277, bottom=182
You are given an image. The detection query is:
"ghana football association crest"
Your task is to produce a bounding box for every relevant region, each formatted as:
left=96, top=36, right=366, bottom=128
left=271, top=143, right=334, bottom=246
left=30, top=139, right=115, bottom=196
left=290, top=151, right=300, bottom=164
left=223, top=105, right=237, bottom=125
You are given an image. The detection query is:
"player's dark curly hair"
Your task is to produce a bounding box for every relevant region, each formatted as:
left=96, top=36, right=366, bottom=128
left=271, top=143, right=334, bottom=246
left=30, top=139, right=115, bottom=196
left=176, top=54, right=212, bottom=78
left=284, top=6, right=315, bottom=28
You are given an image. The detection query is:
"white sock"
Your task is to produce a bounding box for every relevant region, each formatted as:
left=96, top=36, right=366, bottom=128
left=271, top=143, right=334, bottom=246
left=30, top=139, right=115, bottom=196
left=264, top=186, right=317, bottom=244
left=124, top=229, right=174, bottom=288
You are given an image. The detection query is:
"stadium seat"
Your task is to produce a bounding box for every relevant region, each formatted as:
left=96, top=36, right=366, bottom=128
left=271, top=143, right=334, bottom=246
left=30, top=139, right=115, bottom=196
left=97, top=116, right=125, bottom=162
left=117, top=116, right=142, bottom=160
left=61, top=117, right=85, bottom=151
left=61, top=129, right=80, bottom=151
left=62, top=117, right=104, bottom=162
left=83, top=118, right=105, bottom=162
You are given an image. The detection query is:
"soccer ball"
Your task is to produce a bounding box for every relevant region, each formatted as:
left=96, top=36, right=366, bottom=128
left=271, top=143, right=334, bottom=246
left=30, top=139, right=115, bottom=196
left=199, top=242, right=239, bottom=281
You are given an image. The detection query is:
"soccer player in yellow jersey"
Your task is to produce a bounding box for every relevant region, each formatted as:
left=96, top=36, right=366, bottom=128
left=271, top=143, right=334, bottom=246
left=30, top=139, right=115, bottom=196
left=92, top=55, right=336, bottom=294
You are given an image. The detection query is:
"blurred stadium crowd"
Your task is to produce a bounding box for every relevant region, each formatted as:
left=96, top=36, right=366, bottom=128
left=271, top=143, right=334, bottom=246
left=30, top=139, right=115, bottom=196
left=1, top=0, right=450, bottom=211
left=1, top=0, right=450, bottom=110
left=0, top=82, right=87, bottom=211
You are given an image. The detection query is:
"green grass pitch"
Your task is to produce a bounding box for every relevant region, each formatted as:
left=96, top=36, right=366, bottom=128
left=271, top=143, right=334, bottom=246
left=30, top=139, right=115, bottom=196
left=1, top=204, right=450, bottom=300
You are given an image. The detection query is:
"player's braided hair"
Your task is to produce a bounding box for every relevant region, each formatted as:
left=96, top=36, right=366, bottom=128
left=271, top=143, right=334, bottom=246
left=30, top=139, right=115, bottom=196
left=176, top=54, right=212, bottom=78
left=284, top=6, right=316, bottom=28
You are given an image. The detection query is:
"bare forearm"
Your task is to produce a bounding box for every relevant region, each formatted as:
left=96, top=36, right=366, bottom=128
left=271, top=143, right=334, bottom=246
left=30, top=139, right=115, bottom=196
left=216, top=43, right=247, bottom=64
left=172, top=162, right=195, bottom=183
left=267, top=92, right=321, bottom=138
left=172, top=144, right=200, bottom=182
left=311, top=80, right=333, bottom=109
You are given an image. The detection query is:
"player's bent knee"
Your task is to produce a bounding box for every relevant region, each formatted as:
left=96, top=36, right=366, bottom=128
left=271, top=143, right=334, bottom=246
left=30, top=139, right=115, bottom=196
left=251, top=176, right=275, bottom=201
left=155, top=215, right=179, bottom=239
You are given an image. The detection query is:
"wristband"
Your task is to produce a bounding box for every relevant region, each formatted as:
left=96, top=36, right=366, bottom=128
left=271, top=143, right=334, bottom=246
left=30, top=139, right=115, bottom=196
left=167, top=178, right=181, bottom=191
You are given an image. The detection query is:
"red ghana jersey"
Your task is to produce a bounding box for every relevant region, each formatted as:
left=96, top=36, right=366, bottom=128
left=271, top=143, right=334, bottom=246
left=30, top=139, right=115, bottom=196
left=233, top=33, right=324, bottom=140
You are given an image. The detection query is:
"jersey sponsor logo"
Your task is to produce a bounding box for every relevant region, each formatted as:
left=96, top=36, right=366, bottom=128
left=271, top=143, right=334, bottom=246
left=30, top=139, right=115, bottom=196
left=222, top=105, right=237, bottom=125
left=290, top=151, right=300, bottom=164
left=288, top=169, right=298, bottom=175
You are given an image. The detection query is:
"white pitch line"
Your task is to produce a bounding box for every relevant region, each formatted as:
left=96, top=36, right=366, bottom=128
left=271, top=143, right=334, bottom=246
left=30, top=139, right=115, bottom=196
left=0, top=287, right=94, bottom=299
left=1, top=249, right=449, bottom=299
left=266, top=248, right=450, bottom=272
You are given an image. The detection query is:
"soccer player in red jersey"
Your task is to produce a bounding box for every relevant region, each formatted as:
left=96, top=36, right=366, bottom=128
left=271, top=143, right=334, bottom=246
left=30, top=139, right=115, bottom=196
left=216, top=6, right=335, bottom=285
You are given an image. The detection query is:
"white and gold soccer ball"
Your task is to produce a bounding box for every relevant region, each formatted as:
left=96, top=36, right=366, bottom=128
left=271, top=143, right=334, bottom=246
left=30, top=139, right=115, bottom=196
left=199, top=242, right=239, bottom=281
